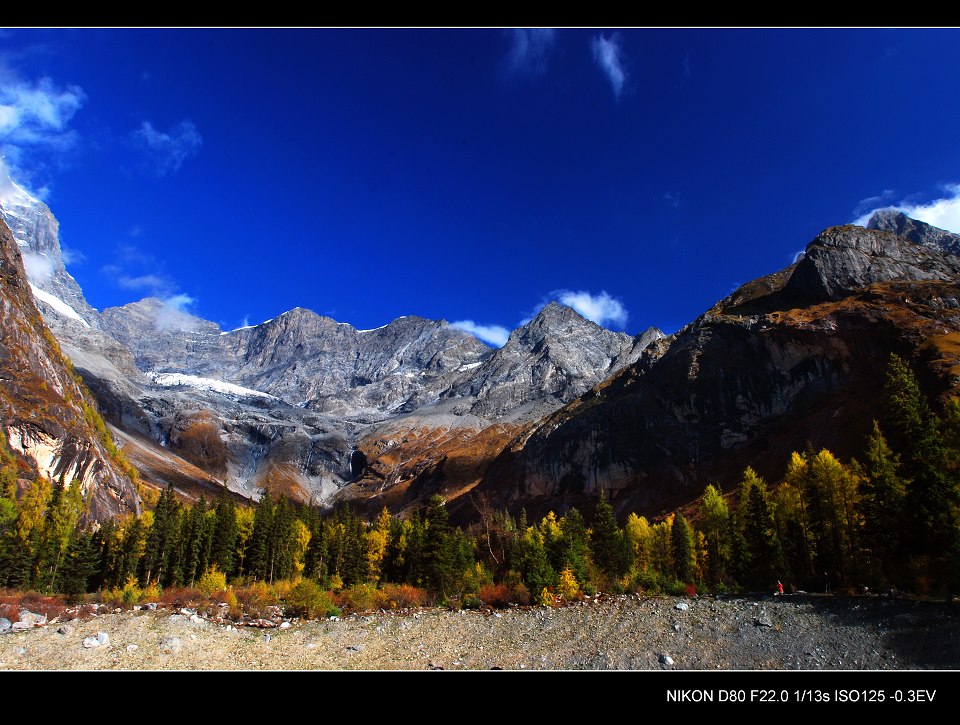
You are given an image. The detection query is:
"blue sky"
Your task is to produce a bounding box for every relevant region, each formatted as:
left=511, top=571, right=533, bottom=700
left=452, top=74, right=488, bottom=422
left=2, top=28, right=960, bottom=345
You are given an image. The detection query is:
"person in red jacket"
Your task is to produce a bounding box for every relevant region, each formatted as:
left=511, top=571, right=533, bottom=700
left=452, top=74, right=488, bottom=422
left=775, top=580, right=784, bottom=596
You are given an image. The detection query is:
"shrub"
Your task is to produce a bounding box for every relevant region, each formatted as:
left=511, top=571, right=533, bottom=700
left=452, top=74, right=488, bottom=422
left=375, top=583, right=428, bottom=610
left=196, top=567, right=227, bottom=597
left=232, top=581, right=274, bottom=619
left=338, top=583, right=378, bottom=613
left=100, top=578, right=141, bottom=608
left=478, top=582, right=531, bottom=608
left=158, top=586, right=205, bottom=610
left=557, top=568, right=580, bottom=602
left=286, top=579, right=340, bottom=619
left=538, top=586, right=557, bottom=607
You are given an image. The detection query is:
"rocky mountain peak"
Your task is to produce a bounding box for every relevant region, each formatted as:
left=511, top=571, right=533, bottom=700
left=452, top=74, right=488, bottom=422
left=866, top=209, right=960, bottom=255
left=784, top=222, right=960, bottom=304
left=0, top=167, right=99, bottom=330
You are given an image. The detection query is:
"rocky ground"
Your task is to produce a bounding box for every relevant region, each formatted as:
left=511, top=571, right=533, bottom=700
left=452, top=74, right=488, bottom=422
left=1, top=593, right=958, bottom=671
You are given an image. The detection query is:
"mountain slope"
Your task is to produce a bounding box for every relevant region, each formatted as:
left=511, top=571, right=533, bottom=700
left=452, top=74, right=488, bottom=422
left=0, top=217, right=140, bottom=521
left=461, top=219, right=960, bottom=521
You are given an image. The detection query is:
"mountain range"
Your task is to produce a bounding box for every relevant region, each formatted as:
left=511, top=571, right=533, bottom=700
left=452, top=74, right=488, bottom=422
left=3, top=165, right=960, bottom=525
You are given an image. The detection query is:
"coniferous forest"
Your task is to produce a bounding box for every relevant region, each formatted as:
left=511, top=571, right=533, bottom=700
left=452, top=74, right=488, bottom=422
left=1, top=354, right=958, bottom=616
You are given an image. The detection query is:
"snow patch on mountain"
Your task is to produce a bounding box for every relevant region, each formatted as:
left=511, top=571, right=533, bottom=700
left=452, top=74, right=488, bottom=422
left=29, top=283, right=90, bottom=328
left=147, top=372, right=276, bottom=400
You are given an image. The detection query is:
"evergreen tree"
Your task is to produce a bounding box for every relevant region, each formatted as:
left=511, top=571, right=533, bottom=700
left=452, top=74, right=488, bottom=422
left=856, top=422, right=907, bottom=584
left=209, top=496, right=238, bottom=577
left=671, top=511, right=696, bottom=583
left=141, top=484, right=180, bottom=585
left=248, top=491, right=274, bottom=581
left=590, top=491, right=631, bottom=579
left=422, top=495, right=457, bottom=595
left=882, top=354, right=959, bottom=586
left=739, top=468, right=780, bottom=587
left=60, top=531, right=97, bottom=597
left=699, top=484, right=730, bottom=584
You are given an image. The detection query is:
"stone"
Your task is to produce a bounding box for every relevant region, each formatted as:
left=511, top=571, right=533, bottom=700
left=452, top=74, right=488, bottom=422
left=127, top=643, right=139, bottom=652
left=97, top=631, right=109, bottom=645
left=18, top=611, right=47, bottom=627
left=160, top=636, right=182, bottom=655
left=0, top=618, right=11, bottom=632
left=82, top=636, right=100, bottom=648
left=57, top=624, right=72, bottom=635
left=675, top=602, right=689, bottom=611
left=144, top=603, right=158, bottom=611
left=279, top=621, right=291, bottom=629
left=659, top=653, right=674, bottom=665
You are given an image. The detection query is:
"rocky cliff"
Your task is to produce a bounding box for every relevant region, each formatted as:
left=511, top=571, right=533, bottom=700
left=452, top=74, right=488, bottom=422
left=0, top=217, right=140, bottom=521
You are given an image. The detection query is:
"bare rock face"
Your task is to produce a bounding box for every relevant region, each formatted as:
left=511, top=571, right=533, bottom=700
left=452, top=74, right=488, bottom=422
left=867, top=209, right=960, bottom=255
left=785, top=224, right=960, bottom=304
left=443, top=301, right=663, bottom=422
left=0, top=217, right=140, bottom=521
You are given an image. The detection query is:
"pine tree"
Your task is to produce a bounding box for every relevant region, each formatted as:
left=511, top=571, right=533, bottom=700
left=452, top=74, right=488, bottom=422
left=670, top=511, right=695, bottom=583
left=739, top=468, right=780, bottom=588
left=590, top=491, right=631, bottom=580
left=141, top=484, right=181, bottom=586
left=699, top=484, right=730, bottom=584
left=60, top=531, right=97, bottom=597
left=882, top=353, right=959, bottom=586
left=856, top=421, right=907, bottom=584
left=209, top=496, right=238, bottom=577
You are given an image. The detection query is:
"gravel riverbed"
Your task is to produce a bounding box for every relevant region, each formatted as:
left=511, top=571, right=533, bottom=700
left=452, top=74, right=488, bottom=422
left=2, top=593, right=958, bottom=671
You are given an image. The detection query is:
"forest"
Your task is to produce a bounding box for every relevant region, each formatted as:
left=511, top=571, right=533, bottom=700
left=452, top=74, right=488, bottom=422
left=1, top=353, right=958, bottom=616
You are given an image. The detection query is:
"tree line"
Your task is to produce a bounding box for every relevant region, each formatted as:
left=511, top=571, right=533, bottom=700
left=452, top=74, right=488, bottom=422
left=0, top=353, right=957, bottom=605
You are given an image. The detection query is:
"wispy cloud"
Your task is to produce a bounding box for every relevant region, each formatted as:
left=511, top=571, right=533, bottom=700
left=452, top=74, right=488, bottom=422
left=591, top=33, right=627, bottom=99
left=153, top=293, right=201, bottom=331
left=663, top=192, right=681, bottom=209
left=451, top=320, right=510, bottom=347
left=553, top=289, right=628, bottom=328
left=854, top=183, right=960, bottom=233
left=502, top=28, right=556, bottom=79
left=21, top=251, right=54, bottom=282
left=0, top=69, right=85, bottom=191
left=60, top=245, right=85, bottom=266
left=100, top=242, right=194, bottom=315
left=116, top=273, right=176, bottom=295
left=131, top=120, right=202, bottom=176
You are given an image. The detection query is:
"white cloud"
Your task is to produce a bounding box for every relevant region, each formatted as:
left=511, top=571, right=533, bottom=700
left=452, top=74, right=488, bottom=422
left=154, top=293, right=202, bottom=331
left=60, top=245, right=85, bottom=266
left=503, top=28, right=556, bottom=78
left=131, top=120, right=202, bottom=175
left=451, top=320, right=510, bottom=347
left=591, top=33, right=627, bottom=99
left=21, top=251, right=54, bottom=281
left=854, top=183, right=960, bottom=233
left=0, top=71, right=85, bottom=190
left=554, top=289, right=628, bottom=328
left=117, top=273, right=174, bottom=295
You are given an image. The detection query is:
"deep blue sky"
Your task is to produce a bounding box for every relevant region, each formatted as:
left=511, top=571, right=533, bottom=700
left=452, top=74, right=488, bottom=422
left=3, top=28, right=960, bottom=344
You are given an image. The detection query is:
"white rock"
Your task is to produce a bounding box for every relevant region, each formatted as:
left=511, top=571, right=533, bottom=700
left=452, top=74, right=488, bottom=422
left=82, top=636, right=100, bottom=648
left=126, top=644, right=138, bottom=652
left=659, top=653, right=674, bottom=665
left=96, top=631, right=109, bottom=645
left=279, top=621, right=291, bottom=629
left=675, top=602, right=690, bottom=611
